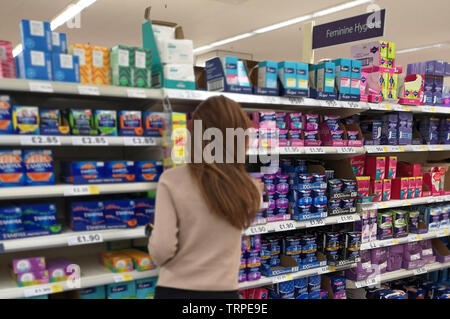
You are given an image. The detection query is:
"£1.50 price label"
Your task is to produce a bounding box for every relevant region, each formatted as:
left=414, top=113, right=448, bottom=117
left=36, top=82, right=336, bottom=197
left=20, top=135, right=61, bottom=146
left=275, top=221, right=296, bottom=232
left=305, top=147, right=325, bottom=154
left=272, top=274, right=293, bottom=284
left=337, top=215, right=356, bottom=224
left=247, top=225, right=269, bottom=235
left=64, top=185, right=99, bottom=197
left=67, top=233, right=103, bottom=246
left=336, top=147, right=356, bottom=154
left=305, top=219, right=325, bottom=228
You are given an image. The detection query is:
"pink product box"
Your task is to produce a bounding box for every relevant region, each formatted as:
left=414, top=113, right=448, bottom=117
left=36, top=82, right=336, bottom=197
left=266, top=214, right=291, bottom=223
left=415, top=177, right=423, bottom=198
left=408, top=178, right=416, bottom=199
left=423, top=172, right=440, bottom=196
left=385, top=157, right=397, bottom=180
left=259, top=112, right=277, bottom=129
left=12, top=257, right=46, bottom=274
left=371, top=180, right=383, bottom=202
left=391, top=178, right=409, bottom=200
left=351, top=41, right=395, bottom=69
left=287, top=130, right=304, bottom=147
left=288, top=113, right=304, bottom=130
left=383, top=179, right=391, bottom=202
left=360, top=72, right=368, bottom=95
left=278, top=129, right=288, bottom=147
left=356, top=177, right=370, bottom=199
left=365, top=157, right=386, bottom=181
left=318, top=123, right=347, bottom=147
left=248, top=112, right=259, bottom=129
left=304, top=130, right=322, bottom=146
left=15, top=270, right=50, bottom=287
left=350, top=155, right=366, bottom=177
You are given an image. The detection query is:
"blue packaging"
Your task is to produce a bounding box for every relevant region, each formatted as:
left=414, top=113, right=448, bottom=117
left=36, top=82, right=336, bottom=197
left=220, top=56, right=239, bottom=85
left=351, top=60, right=362, bottom=95
left=12, top=106, right=40, bottom=135
left=313, top=204, right=327, bottom=213
left=143, top=112, right=164, bottom=137
left=316, top=62, right=335, bottom=93
left=21, top=203, right=59, bottom=233
left=39, top=109, right=70, bottom=136
left=278, top=62, right=297, bottom=89
left=63, top=161, right=104, bottom=184
left=104, top=161, right=136, bottom=183
left=51, top=53, right=80, bottom=83
left=308, top=275, right=321, bottom=293
left=0, top=96, right=13, bottom=135
left=95, top=110, right=117, bottom=136
left=237, top=61, right=251, bottom=87
left=20, top=20, right=52, bottom=52
left=51, top=32, right=67, bottom=53
left=296, top=62, right=309, bottom=90
left=0, top=150, right=25, bottom=187
left=136, top=278, right=157, bottom=299
left=294, top=278, right=308, bottom=298
left=118, top=111, right=143, bottom=136
left=257, top=61, right=278, bottom=89
left=135, top=161, right=163, bottom=182
left=309, top=291, right=321, bottom=299
left=333, top=59, right=351, bottom=94
left=104, top=199, right=137, bottom=228
left=71, top=201, right=105, bottom=231
left=16, top=50, right=52, bottom=80
left=107, top=282, right=136, bottom=299
left=0, top=206, right=24, bottom=234
left=23, top=149, right=55, bottom=185
left=276, top=280, right=295, bottom=299
left=80, top=286, right=106, bottom=299
left=134, top=198, right=155, bottom=226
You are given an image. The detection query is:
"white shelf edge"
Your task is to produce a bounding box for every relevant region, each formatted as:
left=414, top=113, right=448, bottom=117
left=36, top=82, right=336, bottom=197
left=346, top=261, right=450, bottom=289
left=360, top=229, right=450, bottom=251
left=0, top=182, right=157, bottom=200
left=361, top=195, right=450, bottom=211
left=0, top=227, right=147, bottom=253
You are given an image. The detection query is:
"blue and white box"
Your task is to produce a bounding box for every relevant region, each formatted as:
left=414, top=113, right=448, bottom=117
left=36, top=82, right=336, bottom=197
left=16, top=50, right=52, bottom=80
left=296, top=63, right=309, bottom=90
left=51, top=53, right=80, bottom=82
left=257, top=61, right=278, bottom=89
left=51, top=32, right=67, bottom=53
left=237, top=61, right=251, bottom=87
left=278, top=62, right=297, bottom=89
left=220, top=56, right=239, bottom=85
left=351, top=60, right=362, bottom=95
left=333, top=59, right=351, bottom=94
left=316, top=62, right=335, bottom=93
left=20, top=20, right=52, bottom=52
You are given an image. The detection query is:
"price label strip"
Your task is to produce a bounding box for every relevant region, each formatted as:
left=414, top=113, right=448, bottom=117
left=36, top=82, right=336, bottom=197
left=72, top=136, right=109, bottom=146
left=356, top=276, right=380, bottom=288
left=77, top=85, right=100, bottom=96
left=29, top=81, right=54, bottom=93
left=305, top=219, right=325, bottom=228
left=114, top=274, right=133, bottom=283
left=316, top=266, right=330, bottom=275
left=305, top=147, right=325, bottom=154
left=20, top=135, right=61, bottom=146
left=64, top=185, right=100, bottom=197
left=24, top=284, right=62, bottom=298
left=337, top=215, right=356, bottom=224
left=126, top=88, right=146, bottom=98
left=336, top=147, right=356, bottom=154
left=275, top=221, right=296, bottom=232
left=123, top=137, right=156, bottom=146
left=247, top=225, right=269, bottom=235
left=413, top=267, right=427, bottom=275
left=408, top=235, right=421, bottom=243
left=272, top=274, right=293, bottom=284
left=67, top=233, right=104, bottom=246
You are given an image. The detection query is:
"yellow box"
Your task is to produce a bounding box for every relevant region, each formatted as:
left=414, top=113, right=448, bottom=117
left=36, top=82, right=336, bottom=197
left=102, top=252, right=133, bottom=273
left=69, top=44, right=93, bottom=84
left=120, top=249, right=154, bottom=271
left=91, top=46, right=111, bottom=85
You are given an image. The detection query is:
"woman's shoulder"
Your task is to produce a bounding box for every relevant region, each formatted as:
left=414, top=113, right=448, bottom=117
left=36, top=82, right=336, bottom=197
left=159, top=165, right=190, bottom=185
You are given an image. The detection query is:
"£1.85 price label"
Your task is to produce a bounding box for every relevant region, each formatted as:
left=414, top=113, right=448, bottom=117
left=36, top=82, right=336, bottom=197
left=67, top=233, right=103, bottom=246
left=20, top=135, right=61, bottom=146
left=72, top=136, right=108, bottom=146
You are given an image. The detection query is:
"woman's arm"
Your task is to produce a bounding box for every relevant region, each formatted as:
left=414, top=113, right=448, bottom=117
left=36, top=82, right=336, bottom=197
left=148, top=180, right=179, bottom=267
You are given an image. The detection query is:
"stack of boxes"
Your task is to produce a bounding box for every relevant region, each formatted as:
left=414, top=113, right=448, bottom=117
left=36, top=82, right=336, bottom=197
left=16, top=20, right=79, bottom=82
left=351, top=41, right=398, bottom=100
left=0, top=41, right=16, bottom=78
left=69, top=44, right=111, bottom=85
left=277, top=62, right=309, bottom=92
left=109, top=45, right=151, bottom=88
left=332, top=58, right=362, bottom=97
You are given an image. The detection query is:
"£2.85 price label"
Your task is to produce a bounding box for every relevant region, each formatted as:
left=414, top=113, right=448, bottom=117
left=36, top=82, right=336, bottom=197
left=72, top=136, right=108, bottom=146
left=20, top=135, right=61, bottom=146
left=123, top=137, right=156, bottom=146
left=67, top=233, right=103, bottom=246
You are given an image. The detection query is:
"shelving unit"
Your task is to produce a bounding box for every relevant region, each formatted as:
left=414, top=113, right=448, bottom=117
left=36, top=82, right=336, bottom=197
left=360, top=195, right=450, bottom=211
left=346, top=261, right=450, bottom=289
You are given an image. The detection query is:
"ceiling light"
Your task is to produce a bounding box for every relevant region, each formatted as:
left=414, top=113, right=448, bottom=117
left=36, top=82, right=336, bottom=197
left=13, top=0, right=100, bottom=57
left=194, top=0, right=374, bottom=54
left=397, top=41, right=450, bottom=54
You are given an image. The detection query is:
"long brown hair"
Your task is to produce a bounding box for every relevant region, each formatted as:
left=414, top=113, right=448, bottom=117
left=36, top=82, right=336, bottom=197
left=188, top=95, right=261, bottom=229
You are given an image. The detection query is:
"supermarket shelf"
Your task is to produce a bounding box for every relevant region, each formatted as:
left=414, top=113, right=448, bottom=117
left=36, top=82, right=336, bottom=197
left=0, top=135, right=162, bottom=147
left=346, top=261, right=450, bottom=289
left=360, top=194, right=450, bottom=211
left=244, top=214, right=360, bottom=236
left=0, top=257, right=159, bottom=299
left=368, top=102, right=450, bottom=115
left=238, top=263, right=357, bottom=290
left=0, top=182, right=157, bottom=200
left=0, top=227, right=146, bottom=254
left=248, top=146, right=365, bottom=156
left=360, top=229, right=450, bottom=251
left=0, top=78, right=162, bottom=101
left=365, top=144, right=450, bottom=154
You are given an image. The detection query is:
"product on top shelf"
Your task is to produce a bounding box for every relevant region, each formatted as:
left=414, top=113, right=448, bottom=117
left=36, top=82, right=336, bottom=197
left=0, top=41, right=16, bottom=78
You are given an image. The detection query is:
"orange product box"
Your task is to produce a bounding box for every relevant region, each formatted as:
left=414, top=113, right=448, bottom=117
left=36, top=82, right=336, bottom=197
left=91, top=46, right=110, bottom=85
left=69, top=44, right=93, bottom=84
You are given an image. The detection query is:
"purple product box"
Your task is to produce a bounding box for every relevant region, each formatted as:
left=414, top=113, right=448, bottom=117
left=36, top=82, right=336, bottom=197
left=402, top=259, right=426, bottom=270
left=47, top=259, right=72, bottom=281
left=12, top=257, right=46, bottom=274
left=433, top=92, right=442, bottom=106
left=15, top=270, right=49, bottom=287
left=387, top=245, right=403, bottom=271
left=238, top=269, right=246, bottom=283
left=246, top=267, right=261, bottom=281
left=446, top=62, right=450, bottom=77
left=425, top=61, right=445, bottom=76
left=403, top=242, right=422, bottom=262
left=424, top=77, right=434, bottom=92
left=382, top=114, right=398, bottom=145
left=371, top=247, right=388, bottom=265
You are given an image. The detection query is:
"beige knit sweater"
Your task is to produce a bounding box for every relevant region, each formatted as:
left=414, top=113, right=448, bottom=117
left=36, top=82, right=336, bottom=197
left=148, top=165, right=244, bottom=291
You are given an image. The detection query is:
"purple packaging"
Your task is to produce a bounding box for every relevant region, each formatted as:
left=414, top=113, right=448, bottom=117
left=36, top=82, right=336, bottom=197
left=265, top=183, right=276, bottom=193
left=276, top=112, right=287, bottom=129
left=15, top=270, right=49, bottom=287
left=12, top=257, right=46, bottom=274
left=263, top=174, right=276, bottom=185
left=403, top=242, right=421, bottom=262
left=238, top=269, right=246, bottom=282
left=47, top=259, right=72, bottom=281
left=278, top=129, right=288, bottom=146
left=246, top=250, right=261, bottom=268
left=371, top=247, right=388, bottom=265
left=288, top=113, right=303, bottom=130
left=331, top=130, right=344, bottom=141
left=305, top=114, right=319, bottom=131
left=246, top=267, right=261, bottom=281
left=347, top=131, right=359, bottom=140
left=323, top=115, right=341, bottom=131
left=425, top=60, right=445, bottom=76
left=240, top=253, right=246, bottom=269
left=276, top=183, right=289, bottom=194
left=304, top=130, right=319, bottom=140
left=382, top=114, right=398, bottom=145
left=250, top=235, right=261, bottom=250
left=387, top=245, right=403, bottom=271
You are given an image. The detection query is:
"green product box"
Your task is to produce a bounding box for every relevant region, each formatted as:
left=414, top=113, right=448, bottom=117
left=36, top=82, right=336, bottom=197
left=130, top=47, right=152, bottom=88
left=111, top=45, right=132, bottom=87
left=94, top=110, right=117, bottom=136
left=65, top=109, right=97, bottom=136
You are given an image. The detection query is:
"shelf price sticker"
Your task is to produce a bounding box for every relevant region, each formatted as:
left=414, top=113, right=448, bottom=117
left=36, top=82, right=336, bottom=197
left=114, top=274, right=133, bottom=283
left=126, top=88, right=146, bottom=98
left=381, top=239, right=396, bottom=247
left=247, top=225, right=269, bottom=235
left=272, top=273, right=293, bottom=284
left=367, top=241, right=380, bottom=250
left=305, top=147, right=325, bottom=154
left=77, top=85, right=100, bottom=96
left=305, top=219, right=325, bottom=228
left=64, top=185, right=99, bottom=197
left=316, top=266, right=330, bottom=275
left=337, top=147, right=355, bottom=154
left=29, top=81, right=54, bottom=93
left=275, top=221, right=296, bottom=232
left=408, top=235, right=421, bottom=243
left=411, top=145, right=428, bottom=152
left=347, top=102, right=360, bottom=109
left=413, top=267, right=427, bottom=275
left=366, top=146, right=385, bottom=153
left=20, top=135, right=61, bottom=146
left=436, top=230, right=449, bottom=238
left=24, top=284, right=62, bottom=297
left=428, top=145, right=444, bottom=151
left=279, top=147, right=303, bottom=155
left=67, top=233, right=103, bottom=246
left=72, top=136, right=109, bottom=146
left=337, top=215, right=356, bottom=224
left=123, top=137, right=157, bottom=146
left=384, top=104, right=392, bottom=111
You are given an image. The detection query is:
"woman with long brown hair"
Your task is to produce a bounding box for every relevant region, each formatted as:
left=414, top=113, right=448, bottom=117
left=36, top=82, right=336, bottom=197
left=148, top=95, right=263, bottom=299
